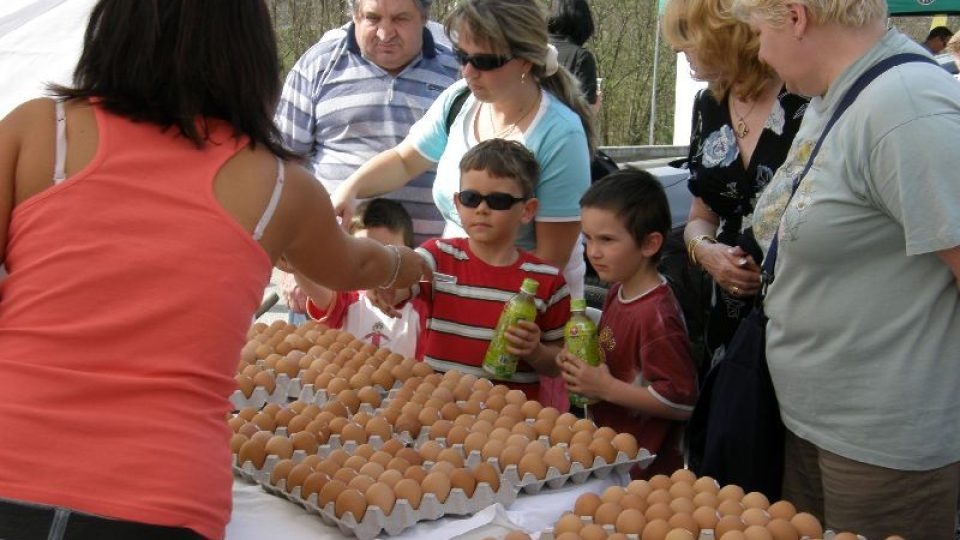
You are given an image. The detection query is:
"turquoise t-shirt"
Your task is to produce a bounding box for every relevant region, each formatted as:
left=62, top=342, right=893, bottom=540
left=753, top=29, right=960, bottom=470
left=405, top=79, right=591, bottom=253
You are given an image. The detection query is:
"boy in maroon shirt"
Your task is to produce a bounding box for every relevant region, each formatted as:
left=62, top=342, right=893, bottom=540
left=558, top=170, right=697, bottom=478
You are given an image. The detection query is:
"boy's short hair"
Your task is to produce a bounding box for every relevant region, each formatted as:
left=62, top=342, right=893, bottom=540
left=580, top=169, right=671, bottom=262
left=349, top=198, right=415, bottom=248
left=459, top=139, right=539, bottom=199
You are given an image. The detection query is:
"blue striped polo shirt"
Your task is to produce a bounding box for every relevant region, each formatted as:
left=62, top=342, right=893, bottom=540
left=275, top=23, right=460, bottom=242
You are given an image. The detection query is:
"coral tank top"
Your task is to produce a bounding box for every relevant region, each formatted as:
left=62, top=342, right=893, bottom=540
left=0, top=103, right=272, bottom=539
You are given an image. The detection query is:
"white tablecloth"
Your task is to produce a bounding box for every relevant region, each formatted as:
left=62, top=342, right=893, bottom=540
left=226, top=471, right=628, bottom=540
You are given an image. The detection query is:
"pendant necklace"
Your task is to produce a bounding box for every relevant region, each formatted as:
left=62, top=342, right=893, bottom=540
left=488, top=94, right=538, bottom=139
left=731, top=97, right=758, bottom=139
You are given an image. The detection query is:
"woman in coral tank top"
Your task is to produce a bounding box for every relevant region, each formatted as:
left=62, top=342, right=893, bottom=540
left=0, top=2, right=430, bottom=539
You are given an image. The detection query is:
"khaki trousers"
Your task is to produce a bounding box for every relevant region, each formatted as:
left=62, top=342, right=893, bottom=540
left=782, top=430, right=960, bottom=540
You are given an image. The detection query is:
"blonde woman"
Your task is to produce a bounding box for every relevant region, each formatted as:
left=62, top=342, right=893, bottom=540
left=663, top=0, right=806, bottom=364
left=734, top=0, right=960, bottom=537
left=332, top=0, right=594, bottom=300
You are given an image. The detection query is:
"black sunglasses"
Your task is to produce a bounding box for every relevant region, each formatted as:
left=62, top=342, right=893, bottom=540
left=453, top=48, right=513, bottom=71
left=457, top=190, right=528, bottom=210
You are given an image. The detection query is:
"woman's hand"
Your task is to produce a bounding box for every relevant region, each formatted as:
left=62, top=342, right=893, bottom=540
left=697, top=242, right=762, bottom=297
left=557, top=350, right=611, bottom=400
left=330, top=184, right=358, bottom=230
left=505, top=320, right=542, bottom=358
left=392, top=246, right=431, bottom=289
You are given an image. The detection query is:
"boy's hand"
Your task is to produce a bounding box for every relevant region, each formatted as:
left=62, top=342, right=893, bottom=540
left=558, top=351, right=611, bottom=400
left=505, top=320, right=541, bottom=358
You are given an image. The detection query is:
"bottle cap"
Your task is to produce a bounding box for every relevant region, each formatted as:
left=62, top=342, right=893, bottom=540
left=570, top=298, right=587, bottom=311
left=520, top=278, right=540, bottom=295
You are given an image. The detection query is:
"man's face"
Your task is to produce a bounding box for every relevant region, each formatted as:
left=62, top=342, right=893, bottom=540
left=354, top=0, right=426, bottom=75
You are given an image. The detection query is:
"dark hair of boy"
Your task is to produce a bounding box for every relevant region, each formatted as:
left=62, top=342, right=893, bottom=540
left=580, top=169, right=671, bottom=262
left=459, top=139, right=540, bottom=199
left=349, top=198, right=416, bottom=248
left=926, top=26, right=953, bottom=42
left=49, top=0, right=294, bottom=159
left=547, top=0, right=595, bottom=47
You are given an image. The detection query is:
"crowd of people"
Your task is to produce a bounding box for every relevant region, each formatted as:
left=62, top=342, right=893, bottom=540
left=0, top=0, right=957, bottom=539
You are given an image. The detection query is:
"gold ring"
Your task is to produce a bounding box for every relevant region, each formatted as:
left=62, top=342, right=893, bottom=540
left=731, top=286, right=741, bottom=295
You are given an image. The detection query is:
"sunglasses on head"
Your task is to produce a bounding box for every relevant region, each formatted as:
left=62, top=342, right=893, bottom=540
left=457, top=190, right=528, bottom=210
left=453, top=48, right=513, bottom=71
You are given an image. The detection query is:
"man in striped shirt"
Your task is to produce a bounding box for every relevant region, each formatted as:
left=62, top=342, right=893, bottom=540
left=274, top=0, right=458, bottom=322
left=274, top=0, right=458, bottom=243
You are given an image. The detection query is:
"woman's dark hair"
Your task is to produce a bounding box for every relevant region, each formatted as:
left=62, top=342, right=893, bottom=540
left=50, top=0, right=294, bottom=158
left=580, top=169, right=671, bottom=262
left=547, top=0, right=595, bottom=46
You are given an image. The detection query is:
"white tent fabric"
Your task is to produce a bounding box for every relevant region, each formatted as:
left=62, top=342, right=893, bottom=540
left=0, top=0, right=95, bottom=117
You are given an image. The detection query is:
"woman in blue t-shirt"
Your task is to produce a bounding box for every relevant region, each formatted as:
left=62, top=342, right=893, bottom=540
left=332, top=0, right=595, bottom=298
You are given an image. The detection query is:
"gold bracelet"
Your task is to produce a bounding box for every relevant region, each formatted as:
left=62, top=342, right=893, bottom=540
left=686, top=235, right=716, bottom=266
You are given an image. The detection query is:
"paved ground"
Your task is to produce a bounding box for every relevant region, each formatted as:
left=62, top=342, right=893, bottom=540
left=255, top=268, right=291, bottom=327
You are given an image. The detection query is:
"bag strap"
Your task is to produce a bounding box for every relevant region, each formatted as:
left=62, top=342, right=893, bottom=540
left=444, top=87, right=471, bottom=135
left=761, top=53, right=935, bottom=286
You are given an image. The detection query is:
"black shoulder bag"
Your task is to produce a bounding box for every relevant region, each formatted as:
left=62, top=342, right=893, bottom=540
left=685, top=53, right=935, bottom=499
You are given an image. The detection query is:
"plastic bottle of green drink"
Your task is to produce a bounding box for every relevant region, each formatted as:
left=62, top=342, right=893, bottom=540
left=482, top=278, right=540, bottom=380
left=565, top=298, right=601, bottom=407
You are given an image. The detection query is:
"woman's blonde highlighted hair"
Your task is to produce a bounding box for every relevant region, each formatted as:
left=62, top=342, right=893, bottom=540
left=731, top=0, right=887, bottom=29
left=662, top=0, right=774, bottom=102
left=445, top=0, right=596, bottom=153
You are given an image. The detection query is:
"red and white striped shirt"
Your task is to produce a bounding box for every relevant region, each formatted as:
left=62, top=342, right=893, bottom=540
left=415, top=238, right=569, bottom=400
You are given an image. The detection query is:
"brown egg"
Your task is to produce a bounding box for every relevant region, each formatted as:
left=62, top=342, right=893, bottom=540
left=473, top=461, right=500, bottom=492
left=394, top=413, right=421, bottom=438
left=789, top=512, right=822, bottom=539
left=555, top=533, right=582, bottom=540
left=644, top=502, right=673, bottom=522
left=720, top=532, right=747, bottom=540
left=235, top=374, right=256, bottom=398
left=333, top=468, right=358, bottom=485
left=692, top=491, right=719, bottom=509
left=743, top=525, right=773, bottom=540
left=669, top=468, right=697, bottom=485
left=403, top=465, right=428, bottom=484
left=549, top=425, right=574, bottom=446
left=611, top=432, right=640, bottom=458
left=571, top=440, right=596, bottom=464
left=335, top=488, right=367, bottom=520
left=593, top=501, right=622, bottom=526
left=520, top=400, right=543, bottom=419
left=512, top=422, right=539, bottom=441
left=741, top=507, right=770, bottom=527
left=437, top=447, right=465, bottom=468
left=379, top=438, right=403, bottom=456
left=665, top=530, right=696, bottom=540
left=563, top=490, right=596, bottom=518
left=378, top=468, right=403, bottom=488
left=532, top=418, right=554, bottom=438
left=450, top=467, right=477, bottom=497
left=616, top=508, right=647, bottom=534
left=717, top=498, right=745, bottom=517
left=641, top=518, right=671, bottom=540
left=518, top=453, right=547, bottom=481
left=368, top=450, right=393, bottom=467
left=396, top=447, right=422, bottom=467
left=343, top=455, right=368, bottom=471
left=461, top=432, right=486, bottom=456
left=668, top=497, right=695, bottom=515
left=543, top=446, right=571, bottom=474
left=386, top=457, right=411, bottom=473
left=766, top=518, right=799, bottom=540
left=393, top=477, right=422, bottom=509
left=237, top=439, right=267, bottom=469
left=506, top=433, right=532, bottom=449
left=301, top=471, right=331, bottom=502
left=767, top=500, right=796, bottom=521
left=263, top=435, right=294, bottom=461
left=715, top=514, right=746, bottom=538
left=570, top=429, right=596, bottom=447
left=472, top=419, right=495, bottom=435
left=693, top=505, right=720, bottom=530
left=504, top=532, right=531, bottom=540
left=318, top=479, right=347, bottom=508
left=595, top=426, right=617, bottom=440
left=627, top=479, right=653, bottom=499
left=647, top=488, right=672, bottom=506
left=588, top=438, right=618, bottom=465
left=669, top=481, right=695, bottom=501
left=269, top=459, right=296, bottom=487
left=718, top=484, right=745, bottom=502
left=499, top=445, right=524, bottom=468
left=418, top=440, right=443, bottom=462
left=608, top=535, right=630, bottom=540
left=340, top=422, right=367, bottom=444
left=619, top=493, right=647, bottom=512
left=421, top=471, right=451, bottom=503
left=230, top=433, right=249, bottom=454
left=289, top=431, right=317, bottom=454
left=554, top=512, right=585, bottom=536
left=693, top=476, right=720, bottom=494
left=348, top=474, right=376, bottom=494
left=742, top=491, right=771, bottom=510
left=286, top=414, right=311, bottom=435
left=251, top=412, right=277, bottom=432
left=365, top=482, right=396, bottom=514
left=669, top=512, right=700, bottom=535
left=601, top=485, right=626, bottom=504
left=579, top=524, right=609, bottom=540
left=359, top=462, right=386, bottom=480
left=446, top=425, right=470, bottom=446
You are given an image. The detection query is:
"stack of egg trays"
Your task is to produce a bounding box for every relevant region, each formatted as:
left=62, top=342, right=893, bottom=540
left=406, top=426, right=656, bottom=494
left=229, top=374, right=291, bottom=410
left=297, top=382, right=396, bottom=406
left=539, top=516, right=712, bottom=540
left=233, top=434, right=391, bottom=483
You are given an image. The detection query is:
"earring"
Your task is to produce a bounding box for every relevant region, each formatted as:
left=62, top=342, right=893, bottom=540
left=521, top=72, right=527, bottom=84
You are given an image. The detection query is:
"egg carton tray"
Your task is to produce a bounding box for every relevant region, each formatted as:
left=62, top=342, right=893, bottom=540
left=232, top=433, right=392, bottom=484
left=297, top=383, right=393, bottom=409
left=538, top=515, right=861, bottom=540
left=230, top=372, right=300, bottom=409
left=261, top=474, right=516, bottom=540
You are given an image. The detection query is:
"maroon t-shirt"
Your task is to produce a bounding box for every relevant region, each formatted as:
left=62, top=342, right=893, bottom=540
left=590, top=280, right=698, bottom=478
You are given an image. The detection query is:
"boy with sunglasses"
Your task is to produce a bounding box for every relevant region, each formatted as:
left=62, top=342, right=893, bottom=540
left=377, top=139, right=570, bottom=405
